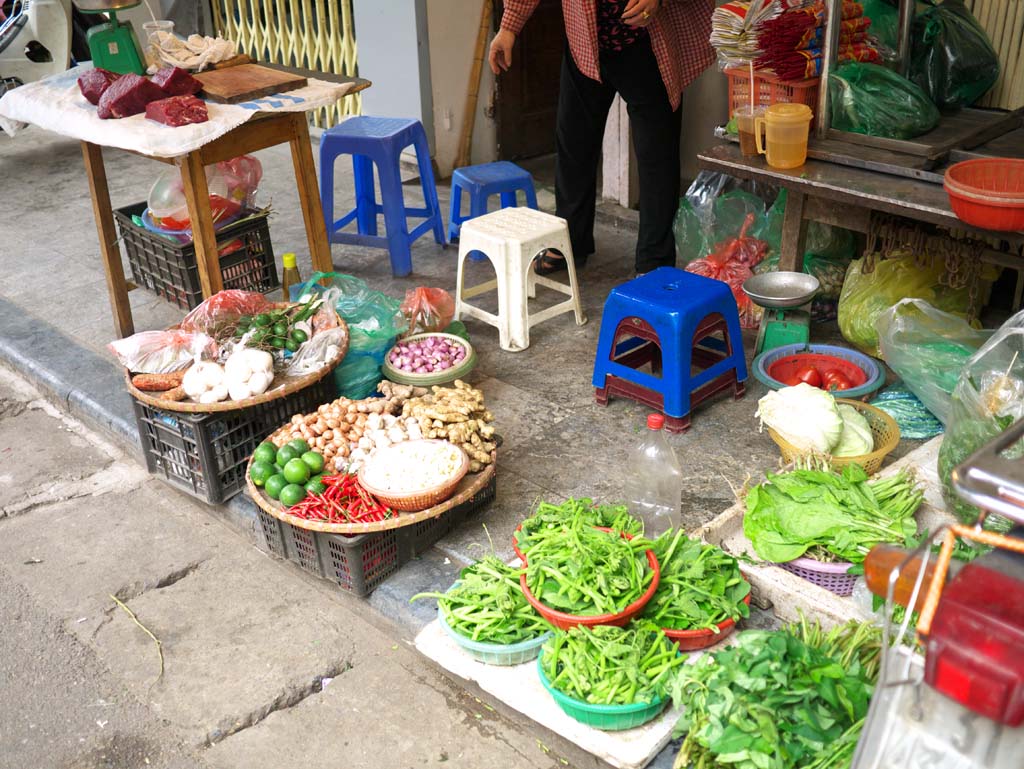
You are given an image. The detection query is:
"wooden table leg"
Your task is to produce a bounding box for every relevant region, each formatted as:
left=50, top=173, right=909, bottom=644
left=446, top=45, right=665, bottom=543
left=177, top=150, right=222, bottom=297
left=779, top=189, right=810, bottom=273
left=81, top=141, right=134, bottom=338
left=288, top=112, right=334, bottom=275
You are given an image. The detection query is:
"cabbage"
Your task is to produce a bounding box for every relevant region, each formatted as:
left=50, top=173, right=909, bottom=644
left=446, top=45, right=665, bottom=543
left=756, top=384, right=845, bottom=453
left=833, top=404, right=874, bottom=457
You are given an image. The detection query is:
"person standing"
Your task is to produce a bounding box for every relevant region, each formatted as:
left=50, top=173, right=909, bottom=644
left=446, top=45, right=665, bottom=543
left=489, top=0, right=714, bottom=275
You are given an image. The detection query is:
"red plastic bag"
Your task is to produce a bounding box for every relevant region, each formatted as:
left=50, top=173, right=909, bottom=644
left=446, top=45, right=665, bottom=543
left=401, top=287, right=455, bottom=334
left=107, top=330, right=217, bottom=373
left=686, top=214, right=768, bottom=329
left=179, top=290, right=274, bottom=335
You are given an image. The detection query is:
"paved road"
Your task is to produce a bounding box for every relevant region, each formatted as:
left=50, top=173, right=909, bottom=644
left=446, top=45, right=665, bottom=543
left=0, top=367, right=594, bottom=769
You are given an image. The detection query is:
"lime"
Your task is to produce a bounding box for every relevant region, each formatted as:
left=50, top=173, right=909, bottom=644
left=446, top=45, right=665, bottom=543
left=249, top=460, right=275, bottom=486
left=270, top=337, right=286, bottom=349
left=234, top=326, right=248, bottom=338
left=265, top=474, right=287, bottom=500
left=286, top=438, right=310, bottom=454
left=279, top=483, right=307, bottom=507
left=301, top=451, right=324, bottom=474
left=284, top=338, right=301, bottom=353
left=305, top=478, right=327, bottom=495
left=272, top=321, right=288, bottom=337
left=253, top=442, right=277, bottom=466
left=283, top=458, right=311, bottom=485
left=255, top=313, right=273, bottom=327
left=290, top=329, right=308, bottom=344
left=276, top=445, right=299, bottom=467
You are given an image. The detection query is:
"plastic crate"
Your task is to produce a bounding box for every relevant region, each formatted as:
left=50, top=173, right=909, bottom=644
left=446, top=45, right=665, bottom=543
left=113, top=201, right=279, bottom=310
left=256, top=470, right=498, bottom=597
left=132, top=376, right=335, bottom=505
left=725, top=67, right=819, bottom=127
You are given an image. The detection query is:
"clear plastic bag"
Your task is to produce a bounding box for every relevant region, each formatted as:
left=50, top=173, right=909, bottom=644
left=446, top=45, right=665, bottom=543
left=875, top=299, right=991, bottom=425
left=107, top=330, right=217, bottom=373
left=938, top=310, right=1024, bottom=532
left=401, top=287, right=455, bottom=335
left=178, top=290, right=274, bottom=336
left=216, top=155, right=263, bottom=208
left=673, top=171, right=775, bottom=265
left=685, top=213, right=766, bottom=329
left=910, top=0, right=999, bottom=111
left=285, top=326, right=347, bottom=377
left=828, top=62, right=940, bottom=139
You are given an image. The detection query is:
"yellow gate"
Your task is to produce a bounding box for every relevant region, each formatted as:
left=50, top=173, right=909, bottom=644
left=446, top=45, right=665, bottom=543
left=209, top=0, right=361, bottom=127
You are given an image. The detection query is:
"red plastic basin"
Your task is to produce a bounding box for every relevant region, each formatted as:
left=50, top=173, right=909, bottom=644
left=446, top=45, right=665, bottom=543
left=766, top=353, right=868, bottom=390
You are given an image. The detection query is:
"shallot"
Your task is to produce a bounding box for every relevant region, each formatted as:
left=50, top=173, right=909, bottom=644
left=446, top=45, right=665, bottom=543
left=389, top=335, right=466, bottom=374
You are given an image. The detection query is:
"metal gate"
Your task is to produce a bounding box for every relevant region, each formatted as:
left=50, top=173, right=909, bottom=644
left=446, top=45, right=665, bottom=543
left=209, top=0, right=360, bottom=126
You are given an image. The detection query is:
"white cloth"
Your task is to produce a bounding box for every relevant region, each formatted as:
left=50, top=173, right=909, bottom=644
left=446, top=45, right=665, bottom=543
left=146, top=33, right=237, bottom=73
left=0, top=64, right=357, bottom=158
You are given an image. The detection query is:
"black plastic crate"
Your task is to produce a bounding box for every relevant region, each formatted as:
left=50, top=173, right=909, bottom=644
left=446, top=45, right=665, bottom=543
left=256, top=470, right=497, bottom=597
left=132, top=376, right=335, bottom=505
left=114, top=201, right=279, bottom=310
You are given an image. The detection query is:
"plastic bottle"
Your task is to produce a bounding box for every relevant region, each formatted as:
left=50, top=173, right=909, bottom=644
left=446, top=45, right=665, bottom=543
left=624, top=414, right=682, bottom=537
left=281, top=252, right=302, bottom=301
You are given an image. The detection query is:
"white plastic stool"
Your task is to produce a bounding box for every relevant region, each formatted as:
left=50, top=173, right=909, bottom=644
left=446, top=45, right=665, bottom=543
left=454, top=208, right=587, bottom=352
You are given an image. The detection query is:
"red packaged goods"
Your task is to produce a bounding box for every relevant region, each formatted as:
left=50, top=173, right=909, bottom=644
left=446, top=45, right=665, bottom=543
left=151, top=66, right=202, bottom=97
left=97, top=74, right=166, bottom=119
left=77, top=68, right=121, bottom=105
left=146, top=95, right=209, bottom=127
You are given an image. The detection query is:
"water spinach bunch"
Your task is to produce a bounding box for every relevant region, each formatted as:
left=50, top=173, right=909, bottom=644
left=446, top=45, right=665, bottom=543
left=515, top=497, right=642, bottom=554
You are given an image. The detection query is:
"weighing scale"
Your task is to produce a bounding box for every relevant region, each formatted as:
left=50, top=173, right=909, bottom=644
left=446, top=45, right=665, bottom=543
left=741, top=272, right=820, bottom=356
left=853, top=418, right=1024, bottom=769
left=74, top=0, right=145, bottom=75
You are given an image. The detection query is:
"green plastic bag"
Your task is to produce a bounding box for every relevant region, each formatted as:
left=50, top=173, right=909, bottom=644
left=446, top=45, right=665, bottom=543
left=296, top=271, right=407, bottom=353
left=938, top=310, right=1024, bottom=532
left=875, top=299, right=991, bottom=425
left=910, top=0, right=999, bottom=111
left=861, top=0, right=899, bottom=53
left=673, top=172, right=771, bottom=264
left=870, top=384, right=944, bottom=440
left=828, top=62, right=940, bottom=139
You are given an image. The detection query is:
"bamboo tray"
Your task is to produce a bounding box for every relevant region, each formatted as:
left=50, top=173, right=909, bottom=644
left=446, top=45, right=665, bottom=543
left=125, top=305, right=348, bottom=414
left=246, top=439, right=498, bottom=535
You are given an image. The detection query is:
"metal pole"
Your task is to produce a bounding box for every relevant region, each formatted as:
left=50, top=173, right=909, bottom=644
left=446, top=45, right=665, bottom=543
left=815, top=0, right=842, bottom=139
left=896, top=0, right=915, bottom=76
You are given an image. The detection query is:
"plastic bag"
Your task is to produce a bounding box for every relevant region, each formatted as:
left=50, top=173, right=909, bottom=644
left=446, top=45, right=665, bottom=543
left=910, top=0, right=999, bottom=111
left=685, top=213, right=767, bottom=329
left=147, top=165, right=239, bottom=231
left=217, top=155, right=263, bottom=207
left=333, top=352, right=384, bottom=400
left=828, top=62, right=940, bottom=139
left=869, top=383, right=944, bottom=440
left=286, top=326, right=346, bottom=377
left=179, top=290, right=274, bottom=336
left=295, top=272, right=407, bottom=353
left=938, top=310, right=1024, bottom=532
left=107, top=330, right=217, bottom=373
left=861, top=0, right=899, bottom=54
left=875, top=299, right=991, bottom=425
left=673, top=171, right=775, bottom=264
left=837, top=251, right=983, bottom=358
left=401, top=287, right=455, bottom=335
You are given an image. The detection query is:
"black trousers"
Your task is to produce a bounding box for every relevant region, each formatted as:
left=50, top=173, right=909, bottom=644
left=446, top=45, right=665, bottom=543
left=555, top=38, right=682, bottom=273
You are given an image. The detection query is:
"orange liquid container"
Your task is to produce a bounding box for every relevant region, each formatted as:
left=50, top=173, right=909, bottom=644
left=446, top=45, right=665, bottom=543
left=755, top=103, right=813, bottom=170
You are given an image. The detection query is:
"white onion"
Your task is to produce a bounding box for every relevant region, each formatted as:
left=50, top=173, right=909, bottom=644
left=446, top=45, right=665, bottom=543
left=390, top=335, right=467, bottom=374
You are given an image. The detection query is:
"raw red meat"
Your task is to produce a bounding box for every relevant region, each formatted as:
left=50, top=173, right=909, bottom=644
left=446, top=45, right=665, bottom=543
left=151, top=66, right=202, bottom=97
left=145, top=95, right=210, bottom=127
left=77, top=68, right=121, bottom=105
left=97, top=74, right=166, bottom=119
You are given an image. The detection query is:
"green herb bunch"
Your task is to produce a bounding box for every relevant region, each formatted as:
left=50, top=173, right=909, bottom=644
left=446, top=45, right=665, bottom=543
left=515, top=498, right=643, bottom=554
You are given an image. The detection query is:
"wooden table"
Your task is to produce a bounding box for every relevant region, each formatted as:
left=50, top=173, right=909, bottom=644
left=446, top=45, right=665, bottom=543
left=697, top=142, right=1024, bottom=308
left=84, top=109, right=337, bottom=338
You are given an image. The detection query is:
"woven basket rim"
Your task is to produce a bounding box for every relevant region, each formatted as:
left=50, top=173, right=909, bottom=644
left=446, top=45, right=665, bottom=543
left=781, top=555, right=856, bottom=574
left=358, top=439, right=470, bottom=509
left=768, top=398, right=900, bottom=467
left=125, top=302, right=348, bottom=413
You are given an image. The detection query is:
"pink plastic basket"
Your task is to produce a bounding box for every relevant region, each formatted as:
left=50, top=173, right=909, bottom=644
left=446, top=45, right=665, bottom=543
left=777, top=556, right=857, bottom=596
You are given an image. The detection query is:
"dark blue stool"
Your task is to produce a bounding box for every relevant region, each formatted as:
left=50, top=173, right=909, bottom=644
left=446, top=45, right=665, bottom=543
left=448, top=161, right=538, bottom=241
left=319, top=116, right=445, bottom=277
left=592, top=267, right=747, bottom=432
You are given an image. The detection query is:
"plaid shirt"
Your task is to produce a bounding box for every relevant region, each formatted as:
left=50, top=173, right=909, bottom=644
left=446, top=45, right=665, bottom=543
left=500, top=0, right=715, bottom=110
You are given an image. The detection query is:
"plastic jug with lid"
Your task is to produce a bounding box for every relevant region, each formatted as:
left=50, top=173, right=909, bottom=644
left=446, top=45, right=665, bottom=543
left=755, top=103, right=813, bottom=170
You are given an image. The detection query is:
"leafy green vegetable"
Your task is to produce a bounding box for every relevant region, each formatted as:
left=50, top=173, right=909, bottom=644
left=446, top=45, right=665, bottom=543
left=524, top=525, right=655, bottom=616
left=669, top=619, right=881, bottom=769
left=542, top=621, right=686, bottom=706
left=641, top=530, right=751, bottom=631
left=515, top=498, right=642, bottom=553
left=833, top=404, right=873, bottom=457
left=411, top=557, right=549, bottom=645
left=743, top=463, right=922, bottom=564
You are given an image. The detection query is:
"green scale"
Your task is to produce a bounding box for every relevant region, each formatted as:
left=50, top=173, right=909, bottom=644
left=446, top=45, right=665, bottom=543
left=75, top=1, right=147, bottom=75
left=741, top=272, right=821, bottom=355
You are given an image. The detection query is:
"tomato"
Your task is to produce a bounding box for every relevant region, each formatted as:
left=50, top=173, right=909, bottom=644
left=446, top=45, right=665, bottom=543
left=793, top=364, right=822, bottom=388
left=823, top=369, right=853, bottom=391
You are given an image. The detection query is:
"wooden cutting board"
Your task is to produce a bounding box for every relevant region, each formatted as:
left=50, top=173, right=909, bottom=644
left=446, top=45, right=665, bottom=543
left=194, top=63, right=307, bottom=104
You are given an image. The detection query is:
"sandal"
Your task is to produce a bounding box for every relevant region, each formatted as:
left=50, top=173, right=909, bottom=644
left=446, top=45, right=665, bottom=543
left=534, top=250, right=586, bottom=276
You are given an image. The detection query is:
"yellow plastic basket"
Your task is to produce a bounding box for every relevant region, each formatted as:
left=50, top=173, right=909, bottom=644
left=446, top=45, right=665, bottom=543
left=767, top=399, right=901, bottom=475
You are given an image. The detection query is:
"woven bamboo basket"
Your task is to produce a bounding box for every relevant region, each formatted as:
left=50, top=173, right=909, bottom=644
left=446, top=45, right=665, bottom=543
left=358, top=440, right=471, bottom=512
left=124, top=302, right=348, bottom=414
left=767, top=399, right=900, bottom=475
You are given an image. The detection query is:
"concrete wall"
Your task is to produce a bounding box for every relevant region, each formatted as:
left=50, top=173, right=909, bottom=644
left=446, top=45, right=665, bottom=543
left=424, top=0, right=498, bottom=178
left=679, top=64, right=729, bottom=184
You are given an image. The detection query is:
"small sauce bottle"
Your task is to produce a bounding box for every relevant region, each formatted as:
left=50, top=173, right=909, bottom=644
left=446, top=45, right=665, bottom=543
left=281, top=252, right=302, bottom=302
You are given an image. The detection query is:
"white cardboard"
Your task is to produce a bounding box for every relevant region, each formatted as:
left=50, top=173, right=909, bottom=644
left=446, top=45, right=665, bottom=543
left=0, top=64, right=356, bottom=157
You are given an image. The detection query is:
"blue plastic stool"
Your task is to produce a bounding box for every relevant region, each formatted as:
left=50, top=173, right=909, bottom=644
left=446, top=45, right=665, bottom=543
left=448, top=161, right=538, bottom=242
left=319, top=116, right=446, bottom=277
left=592, top=267, right=747, bottom=432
